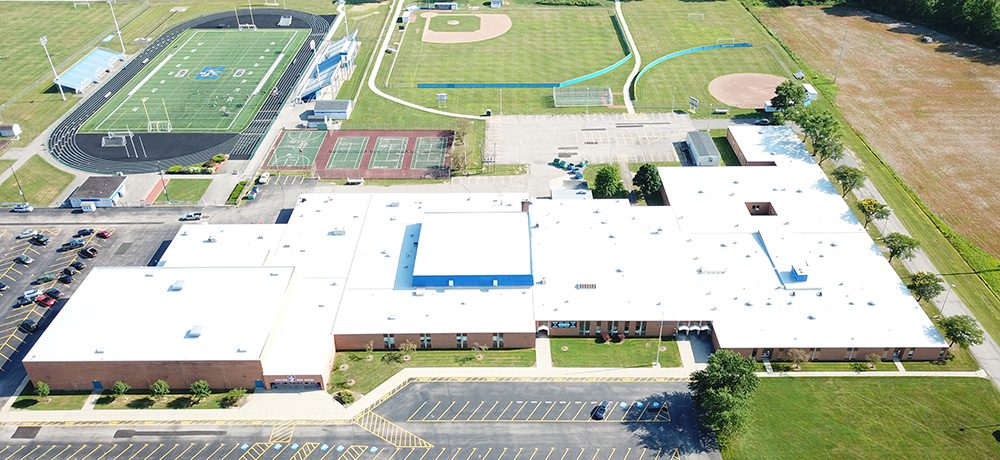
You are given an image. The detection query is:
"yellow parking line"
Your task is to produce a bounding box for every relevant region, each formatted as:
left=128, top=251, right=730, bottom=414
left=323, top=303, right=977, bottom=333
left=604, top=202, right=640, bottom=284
left=50, top=445, right=73, bottom=459
left=122, top=443, right=146, bottom=460
left=142, top=444, right=164, bottom=460
left=422, top=402, right=441, bottom=421
left=512, top=448, right=523, bottom=460
left=496, top=448, right=507, bottom=460
left=418, top=448, right=432, bottom=460
left=539, top=402, right=558, bottom=420
left=387, top=449, right=401, bottom=460
left=2, top=446, right=23, bottom=460
left=199, top=444, right=226, bottom=460
left=451, top=401, right=469, bottom=421
left=186, top=444, right=209, bottom=460
left=495, top=401, right=513, bottom=421
left=448, top=448, right=462, bottom=460
left=67, top=445, right=90, bottom=460
left=465, top=401, right=484, bottom=420
left=480, top=448, right=492, bottom=460
left=480, top=401, right=499, bottom=420
left=93, top=445, right=117, bottom=460
left=432, top=448, right=446, bottom=460
left=574, top=448, right=584, bottom=460
left=402, top=450, right=417, bottom=460
left=589, top=450, right=600, bottom=460
left=408, top=402, right=428, bottom=420
left=542, top=448, right=554, bottom=460
left=636, top=449, right=645, bottom=460
left=16, top=445, right=40, bottom=460
left=436, top=402, right=455, bottom=421
left=620, top=402, right=635, bottom=421
left=602, top=402, right=617, bottom=422
left=464, top=448, right=477, bottom=460
left=622, top=448, right=631, bottom=460
left=528, top=448, right=538, bottom=460
left=32, top=445, right=56, bottom=460
left=555, top=402, right=573, bottom=420
left=510, top=401, right=530, bottom=420
left=558, top=448, right=569, bottom=460
left=652, top=449, right=661, bottom=460
left=606, top=449, right=615, bottom=460
left=572, top=402, right=588, bottom=420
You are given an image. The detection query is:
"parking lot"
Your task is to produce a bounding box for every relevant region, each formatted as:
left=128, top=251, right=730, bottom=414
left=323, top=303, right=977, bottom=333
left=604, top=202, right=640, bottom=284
left=405, top=398, right=672, bottom=424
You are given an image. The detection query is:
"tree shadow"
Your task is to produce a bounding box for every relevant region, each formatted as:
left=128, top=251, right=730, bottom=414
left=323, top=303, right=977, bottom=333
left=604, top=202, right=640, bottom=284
left=622, top=391, right=718, bottom=455
left=11, top=398, right=39, bottom=409
left=95, top=395, right=115, bottom=405
left=167, top=396, right=195, bottom=409
left=126, top=397, right=155, bottom=409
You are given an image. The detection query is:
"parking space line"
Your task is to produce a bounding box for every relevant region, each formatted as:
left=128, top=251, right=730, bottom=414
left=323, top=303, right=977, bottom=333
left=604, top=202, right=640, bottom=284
left=431, top=448, right=446, bottom=460
left=510, top=402, right=530, bottom=420
left=32, top=445, right=55, bottom=460
left=605, top=449, right=615, bottom=460
left=124, top=443, right=147, bottom=460
left=50, top=445, right=73, bottom=459
left=539, top=402, right=558, bottom=421
left=542, top=448, right=554, bottom=460
left=1, top=446, right=23, bottom=460
left=408, top=402, right=427, bottom=421
left=589, top=449, right=600, bottom=460
left=558, top=448, right=568, bottom=460
left=621, top=448, right=631, bottom=460
left=170, top=443, right=193, bottom=460
left=572, top=402, right=588, bottom=420
left=422, top=402, right=441, bottom=421
left=448, top=448, right=461, bottom=460
left=187, top=444, right=210, bottom=460
left=496, top=448, right=507, bottom=460
left=465, top=401, right=483, bottom=420
left=16, top=445, right=40, bottom=460
left=64, top=445, right=88, bottom=460
left=142, top=444, right=165, bottom=460
left=402, top=449, right=417, bottom=460
left=479, top=448, right=492, bottom=460
left=451, top=401, right=469, bottom=421
left=527, top=448, right=538, bottom=460
left=463, top=448, right=476, bottom=460
left=512, top=448, right=523, bottom=460
left=94, top=444, right=118, bottom=460
left=495, top=402, right=513, bottom=421
left=651, top=449, right=661, bottom=460
left=435, top=402, right=455, bottom=421
left=480, top=401, right=499, bottom=420
left=574, top=448, right=584, bottom=460
left=555, top=402, right=572, bottom=420
left=620, top=403, right=635, bottom=422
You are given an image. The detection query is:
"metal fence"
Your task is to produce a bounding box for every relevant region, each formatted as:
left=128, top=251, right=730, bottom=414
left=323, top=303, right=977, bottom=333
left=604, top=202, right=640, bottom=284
left=552, top=86, right=613, bottom=108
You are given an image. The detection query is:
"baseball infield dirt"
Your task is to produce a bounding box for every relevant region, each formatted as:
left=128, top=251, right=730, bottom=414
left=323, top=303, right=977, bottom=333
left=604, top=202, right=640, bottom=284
left=708, top=73, right=786, bottom=109
left=420, top=12, right=512, bottom=44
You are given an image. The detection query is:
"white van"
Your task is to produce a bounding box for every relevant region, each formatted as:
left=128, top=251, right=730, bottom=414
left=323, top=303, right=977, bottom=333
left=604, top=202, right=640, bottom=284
left=258, top=172, right=271, bottom=184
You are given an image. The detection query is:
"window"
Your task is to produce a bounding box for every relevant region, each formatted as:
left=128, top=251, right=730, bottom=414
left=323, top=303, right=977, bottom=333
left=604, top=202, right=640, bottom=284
left=383, top=334, right=395, bottom=350
left=578, top=321, right=591, bottom=336
left=635, top=321, right=646, bottom=336
left=594, top=322, right=602, bottom=336
left=907, top=349, right=914, bottom=360
left=420, top=334, right=432, bottom=349
left=456, top=333, right=468, bottom=349
left=492, top=333, right=504, bottom=348
left=610, top=321, right=619, bottom=334
left=624, top=322, right=630, bottom=335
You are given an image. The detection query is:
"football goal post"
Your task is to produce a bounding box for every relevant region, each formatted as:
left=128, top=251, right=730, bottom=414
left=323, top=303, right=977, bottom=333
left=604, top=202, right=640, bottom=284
left=147, top=121, right=173, bottom=132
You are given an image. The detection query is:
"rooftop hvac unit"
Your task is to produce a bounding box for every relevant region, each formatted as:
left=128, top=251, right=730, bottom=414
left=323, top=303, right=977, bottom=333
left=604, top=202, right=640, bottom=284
left=169, top=280, right=185, bottom=291
left=187, top=325, right=203, bottom=338
left=329, top=227, right=346, bottom=235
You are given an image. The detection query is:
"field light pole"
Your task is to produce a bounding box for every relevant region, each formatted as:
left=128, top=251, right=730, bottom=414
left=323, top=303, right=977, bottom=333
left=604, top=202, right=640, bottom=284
left=940, top=283, right=957, bottom=316
left=8, top=165, right=26, bottom=203
left=339, top=0, right=348, bottom=34
left=654, top=309, right=664, bottom=368
left=40, top=36, right=66, bottom=101
left=156, top=161, right=171, bottom=203
left=107, top=0, right=127, bottom=56
left=671, top=86, right=676, bottom=113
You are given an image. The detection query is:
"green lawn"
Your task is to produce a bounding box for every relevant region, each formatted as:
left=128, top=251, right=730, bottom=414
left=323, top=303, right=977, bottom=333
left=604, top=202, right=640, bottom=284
left=330, top=349, right=536, bottom=395
left=0, top=160, right=14, bottom=173
left=624, top=0, right=796, bottom=116
left=12, top=387, right=88, bottom=411
left=94, top=391, right=246, bottom=410
left=0, top=155, right=74, bottom=206
left=757, top=361, right=898, bottom=372
left=155, top=178, right=211, bottom=204
left=583, top=163, right=614, bottom=190
left=727, top=378, right=1000, bottom=459
left=549, top=337, right=681, bottom=368
left=428, top=14, right=482, bottom=33
left=709, top=129, right=742, bottom=166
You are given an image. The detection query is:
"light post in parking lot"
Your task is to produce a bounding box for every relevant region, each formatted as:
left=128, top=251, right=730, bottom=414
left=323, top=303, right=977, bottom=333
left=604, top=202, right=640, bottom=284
left=156, top=161, right=171, bottom=203
left=654, top=308, right=664, bottom=368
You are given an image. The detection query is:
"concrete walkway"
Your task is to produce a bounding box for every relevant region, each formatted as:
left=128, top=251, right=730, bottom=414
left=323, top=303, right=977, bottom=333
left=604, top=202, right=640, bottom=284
left=535, top=336, right=552, bottom=368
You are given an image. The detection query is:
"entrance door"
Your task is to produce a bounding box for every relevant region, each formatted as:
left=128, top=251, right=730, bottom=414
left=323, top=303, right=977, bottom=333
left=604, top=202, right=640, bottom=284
left=893, top=348, right=903, bottom=358
left=751, top=349, right=758, bottom=359
left=762, top=349, right=773, bottom=359
left=91, top=380, right=103, bottom=391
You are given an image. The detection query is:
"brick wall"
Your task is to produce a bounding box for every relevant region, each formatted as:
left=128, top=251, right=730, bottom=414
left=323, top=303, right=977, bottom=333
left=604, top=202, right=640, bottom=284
left=335, top=332, right=533, bottom=350
left=24, top=360, right=263, bottom=391
left=728, top=346, right=948, bottom=362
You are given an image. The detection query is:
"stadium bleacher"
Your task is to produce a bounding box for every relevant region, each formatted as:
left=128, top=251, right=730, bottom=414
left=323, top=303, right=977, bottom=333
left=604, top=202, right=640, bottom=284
left=54, top=47, right=123, bottom=94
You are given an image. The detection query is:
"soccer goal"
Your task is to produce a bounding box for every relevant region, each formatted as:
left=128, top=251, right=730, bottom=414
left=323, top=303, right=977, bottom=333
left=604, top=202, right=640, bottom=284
left=553, top=87, right=613, bottom=108
left=101, top=131, right=130, bottom=147
left=73, top=1, right=92, bottom=9
left=147, top=121, right=173, bottom=132
left=687, top=13, right=705, bottom=20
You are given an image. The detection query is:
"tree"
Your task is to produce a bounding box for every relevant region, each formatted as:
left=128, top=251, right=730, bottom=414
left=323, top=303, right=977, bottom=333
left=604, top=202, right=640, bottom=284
left=689, top=350, right=759, bottom=447
left=149, top=379, right=170, bottom=399
left=592, top=165, right=626, bottom=199
left=111, top=380, right=130, bottom=398
left=813, top=135, right=844, bottom=165
left=364, top=340, right=374, bottom=361
left=883, top=232, right=919, bottom=262
left=632, top=163, right=662, bottom=199
left=793, top=107, right=838, bottom=146
left=220, top=388, right=247, bottom=408
left=190, top=380, right=211, bottom=401
left=770, top=80, right=807, bottom=111
left=784, top=348, right=810, bottom=370
left=831, top=165, right=866, bottom=197
left=856, top=198, right=891, bottom=228
left=866, top=353, right=882, bottom=369
left=938, top=315, right=985, bottom=349
left=452, top=119, right=474, bottom=175
left=908, top=272, right=944, bottom=301
left=34, top=381, right=50, bottom=398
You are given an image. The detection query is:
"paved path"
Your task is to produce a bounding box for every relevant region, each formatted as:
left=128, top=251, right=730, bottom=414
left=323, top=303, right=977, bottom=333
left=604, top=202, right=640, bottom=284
left=535, top=337, right=552, bottom=369
left=838, top=150, right=1000, bottom=390
left=616, top=0, right=641, bottom=115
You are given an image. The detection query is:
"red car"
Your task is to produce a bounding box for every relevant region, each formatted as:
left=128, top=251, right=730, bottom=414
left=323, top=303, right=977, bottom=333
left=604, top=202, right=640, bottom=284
left=35, top=295, right=56, bottom=308
left=97, top=230, right=112, bottom=239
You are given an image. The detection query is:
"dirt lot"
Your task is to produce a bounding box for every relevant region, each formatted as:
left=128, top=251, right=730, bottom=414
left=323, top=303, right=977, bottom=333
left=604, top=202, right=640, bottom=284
left=759, top=6, right=1000, bottom=256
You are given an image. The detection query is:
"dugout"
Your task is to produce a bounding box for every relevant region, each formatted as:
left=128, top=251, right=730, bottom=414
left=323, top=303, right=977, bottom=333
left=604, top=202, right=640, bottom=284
left=68, top=176, right=126, bottom=208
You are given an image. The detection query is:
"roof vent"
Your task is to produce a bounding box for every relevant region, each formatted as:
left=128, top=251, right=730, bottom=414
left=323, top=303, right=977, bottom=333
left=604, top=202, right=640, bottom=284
left=236, top=347, right=247, bottom=353
left=169, top=280, right=185, bottom=291
left=387, top=315, right=396, bottom=320
left=145, top=273, right=154, bottom=277
left=186, top=325, right=202, bottom=338
left=388, top=201, right=399, bottom=207
left=206, top=235, right=216, bottom=243
left=328, top=227, right=346, bottom=236
left=95, top=348, right=104, bottom=354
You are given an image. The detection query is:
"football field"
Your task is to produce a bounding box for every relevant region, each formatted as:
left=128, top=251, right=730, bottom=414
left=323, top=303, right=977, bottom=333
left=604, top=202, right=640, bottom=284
left=81, top=28, right=308, bottom=133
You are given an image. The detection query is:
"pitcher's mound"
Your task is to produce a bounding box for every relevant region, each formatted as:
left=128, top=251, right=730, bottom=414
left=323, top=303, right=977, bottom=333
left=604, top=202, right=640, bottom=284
left=708, top=73, right=786, bottom=109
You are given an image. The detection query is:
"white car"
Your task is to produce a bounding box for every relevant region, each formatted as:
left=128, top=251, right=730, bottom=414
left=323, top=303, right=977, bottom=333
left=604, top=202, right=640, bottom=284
left=18, top=229, right=38, bottom=239
left=257, top=172, right=271, bottom=184
left=23, top=289, right=40, bottom=299
left=12, top=204, right=33, bottom=213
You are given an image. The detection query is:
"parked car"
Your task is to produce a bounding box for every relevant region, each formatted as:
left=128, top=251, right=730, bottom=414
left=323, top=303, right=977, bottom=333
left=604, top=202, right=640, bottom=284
left=34, top=274, right=55, bottom=284
left=15, top=296, right=34, bottom=307
left=31, top=234, right=50, bottom=245
left=14, top=255, right=33, bottom=265
left=257, top=172, right=271, bottom=184
left=0, top=281, right=7, bottom=291
left=180, top=212, right=203, bottom=221
left=59, top=274, right=74, bottom=284
left=591, top=401, right=610, bottom=420
left=12, top=204, right=33, bottom=213
left=44, top=288, right=63, bottom=299
left=64, top=239, right=85, bottom=249
left=96, top=230, right=112, bottom=239
left=35, top=295, right=56, bottom=308
left=23, top=289, right=40, bottom=298
left=62, top=267, right=76, bottom=276
left=19, top=319, right=37, bottom=333
left=70, top=261, right=86, bottom=270
left=80, top=246, right=99, bottom=258
left=76, top=228, right=94, bottom=237
left=17, top=229, right=38, bottom=239
left=754, top=118, right=771, bottom=126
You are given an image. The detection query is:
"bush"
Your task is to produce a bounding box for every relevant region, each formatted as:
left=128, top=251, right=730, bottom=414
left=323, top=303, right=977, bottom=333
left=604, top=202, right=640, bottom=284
left=227, top=181, right=248, bottom=205
left=536, top=0, right=601, bottom=5
left=850, top=362, right=868, bottom=372
left=219, top=388, right=247, bottom=408
left=111, top=380, right=130, bottom=398
left=190, top=380, right=211, bottom=400
left=212, top=154, right=228, bottom=163
left=336, top=390, right=355, bottom=404
left=149, top=379, right=170, bottom=398
left=165, top=165, right=214, bottom=175
left=34, top=381, right=50, bottom=398
left=166, top=165, right=183, bottom=173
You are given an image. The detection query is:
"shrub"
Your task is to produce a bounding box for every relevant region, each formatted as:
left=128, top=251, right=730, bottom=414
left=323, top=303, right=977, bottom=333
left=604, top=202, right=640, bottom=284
left=336, top=390, right=355, bottom=404
left=212, top=154, right=228, bottom=163
left=190, top=380, right=211, bottom=400
left=227, top=181, right=248, bottom=205
left=220, top=388, right=247, bottom=408
left=166, top=165, right=183, bottom=173
left=34, top=381, right=50, bottom=398
left=850, top=361, right=868, bottom=372
left=111, top=380, right=130, bottom=398
left=149, top=379, right=170, bottom=398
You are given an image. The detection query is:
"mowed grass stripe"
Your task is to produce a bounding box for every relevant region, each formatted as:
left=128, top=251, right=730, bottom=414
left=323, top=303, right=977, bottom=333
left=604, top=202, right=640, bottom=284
left=0, top=155, right=74, bottom=206
left=81, top=29, right=308, bottom=133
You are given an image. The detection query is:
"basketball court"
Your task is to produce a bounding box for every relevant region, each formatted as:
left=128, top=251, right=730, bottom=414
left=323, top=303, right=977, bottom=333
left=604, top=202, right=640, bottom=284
left=268, top=130, right=325, bottom=167
left=326, top=136, right=368, bottom=169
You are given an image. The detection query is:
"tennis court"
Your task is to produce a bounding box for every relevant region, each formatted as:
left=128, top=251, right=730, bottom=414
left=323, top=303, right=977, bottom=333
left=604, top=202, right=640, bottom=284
left=326, top=136, right=369, bottom=169
left=268, top=130, right=325, bottom=167
left=411, top=137, right=450, bottom=169
left=370, top=137, right=408, bottom=169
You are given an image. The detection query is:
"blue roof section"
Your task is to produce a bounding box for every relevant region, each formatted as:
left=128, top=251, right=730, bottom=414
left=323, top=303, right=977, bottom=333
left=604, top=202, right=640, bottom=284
left=55, top=47, right=122, bottom=91
left=315, top=54, right=343, bottom=75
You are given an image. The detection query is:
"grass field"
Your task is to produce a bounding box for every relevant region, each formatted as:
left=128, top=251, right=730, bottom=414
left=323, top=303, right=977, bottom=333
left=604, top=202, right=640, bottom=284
left=0, top=155, right=74, bottom=206
left=13, top=389, right=88, bottom=411
left=726, top=378, right=1000, bottom=459
left=81, top=29, right=307, bottom=133
left=155, top=178, right=211, bottom=204
left=758, top=6, right=1000, bottom=258
left=624, top=0, right=794, bottom=115
left=549, top=338, right=680, bottom=368
left=330, top=349, right=536, bottom=395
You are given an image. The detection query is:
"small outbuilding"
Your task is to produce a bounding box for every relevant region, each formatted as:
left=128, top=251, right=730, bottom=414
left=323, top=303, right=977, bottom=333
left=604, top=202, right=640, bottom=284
left=434, top=2, right=458, bottom=10
left=308, top=99, right=353, bottom=128
left=803, top=83, right=819, bottom=106
left=490, top=0, right=502, bottom=8
left=685, top=131, right=721, bottom=166
left=68, top=175, right=126, bottom=208
left=0, top=123, right=22, bottom=139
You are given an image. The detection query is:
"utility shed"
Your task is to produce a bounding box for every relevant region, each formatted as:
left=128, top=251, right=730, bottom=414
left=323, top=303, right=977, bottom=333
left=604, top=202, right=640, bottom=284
left=685, top=131, right=720, bottom=166
left=68, top=176, right=126, bottom=208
